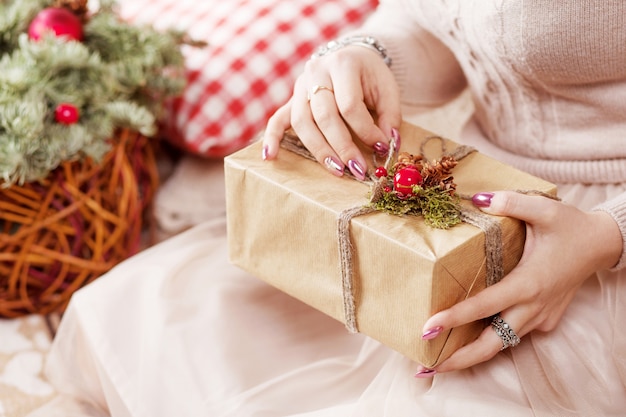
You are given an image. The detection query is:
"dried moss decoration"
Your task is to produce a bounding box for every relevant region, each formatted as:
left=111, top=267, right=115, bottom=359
left=370, top=185, right=462, bottom=228
left=368, top=151, right=462, bottom=229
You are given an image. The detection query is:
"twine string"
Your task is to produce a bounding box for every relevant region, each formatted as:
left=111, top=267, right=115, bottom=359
left=459, top=208, right=503, bottom=287
left=337, top=206, right=375, bottom=333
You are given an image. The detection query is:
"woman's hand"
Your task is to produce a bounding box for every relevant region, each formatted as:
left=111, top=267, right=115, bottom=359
left=262, top=45, right=401, bottom=181
left=416, top=191, right=623, bottom=377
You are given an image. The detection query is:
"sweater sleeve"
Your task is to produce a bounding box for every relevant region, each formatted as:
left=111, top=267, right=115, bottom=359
left=348, top=0, right=467, bottom=108
left=593, top=191, right=626, bottom=271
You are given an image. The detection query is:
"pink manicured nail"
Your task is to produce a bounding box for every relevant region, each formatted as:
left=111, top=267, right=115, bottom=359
left=422, top=326, right=443, bottom=340
left=414, top=368, right=437, bottom=378
left=348, top=159, right=366, bottom=181
left=373, top=141, right=389, bottom=157
left=262, top=145, right=269, bottom=160
left=324, top=156, right=344, bottom=176
left=472, top=192, right=494, bottom=207
left=391, top=128, right=401, bottom=149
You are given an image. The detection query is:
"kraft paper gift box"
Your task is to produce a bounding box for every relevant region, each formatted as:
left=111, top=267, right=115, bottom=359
left=224, top=122, right=557, bottom=367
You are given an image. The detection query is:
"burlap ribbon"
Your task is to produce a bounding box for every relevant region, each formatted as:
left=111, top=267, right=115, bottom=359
left=281, top=132, right=505, bottom=333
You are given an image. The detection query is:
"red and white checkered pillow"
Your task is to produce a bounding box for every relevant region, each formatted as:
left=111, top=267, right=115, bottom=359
left=118, top=0, right=378, bottom=157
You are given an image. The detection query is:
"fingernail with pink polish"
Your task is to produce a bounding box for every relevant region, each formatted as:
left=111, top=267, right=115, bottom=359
left=348, top=159, right=366, bottom=181
left=422, top=326, right=443, bottom=340
left=324, top=156, right=344, bottom=176
left=262, top=145, right=269, bottom=160
left=373, top=141, right=389, bottom=157
left=414, top=368, right=437, bottom=378
left=472, top=192, right=494, bottom=208
left=391, top=128, right=401, bottom=149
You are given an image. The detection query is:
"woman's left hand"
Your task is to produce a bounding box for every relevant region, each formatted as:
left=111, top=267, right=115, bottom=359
left=416, top=191, right=623, bottom=376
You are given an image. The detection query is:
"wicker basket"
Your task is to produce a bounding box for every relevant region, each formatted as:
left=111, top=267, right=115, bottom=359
left=0, top=129, right=159, bottom=317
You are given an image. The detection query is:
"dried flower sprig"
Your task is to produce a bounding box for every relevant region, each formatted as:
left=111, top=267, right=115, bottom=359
left=368, top=151, right=462, bottom=229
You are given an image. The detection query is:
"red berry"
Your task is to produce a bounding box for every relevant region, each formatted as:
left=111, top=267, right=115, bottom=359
left=383, top=186, right=392, bottom=193
left=55, top=103, right=80, bottom=124
left=393, top=167, right=422, bottom=196
left=374, top=166, right=388, bottom=178
left=28, top=7, right=84, bottom=42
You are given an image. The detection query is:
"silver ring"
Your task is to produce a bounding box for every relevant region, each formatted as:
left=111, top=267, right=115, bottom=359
left=491, top=314, right=521, bottom=351
left=307, top=85, right=334, bottom=101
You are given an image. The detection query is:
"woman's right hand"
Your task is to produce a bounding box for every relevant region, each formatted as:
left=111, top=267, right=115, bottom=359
left=262, top=44, right=402, bottom=181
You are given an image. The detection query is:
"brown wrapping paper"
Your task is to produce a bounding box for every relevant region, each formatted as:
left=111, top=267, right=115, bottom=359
left=224, top=122, right=557, bottom=367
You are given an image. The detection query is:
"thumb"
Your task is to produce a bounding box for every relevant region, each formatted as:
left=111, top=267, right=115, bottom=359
left=373, top=88, right=401, bottom=140
left=370, top=72, right=402, bottom=146
left=472, top=191, right=559, bottom=225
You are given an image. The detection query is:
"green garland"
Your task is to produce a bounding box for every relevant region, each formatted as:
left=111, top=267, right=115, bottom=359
left=0, top=0, right=186, bottom=185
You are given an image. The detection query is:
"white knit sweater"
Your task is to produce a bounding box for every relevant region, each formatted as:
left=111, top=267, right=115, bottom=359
left=358, top=0, right=626, bottom=268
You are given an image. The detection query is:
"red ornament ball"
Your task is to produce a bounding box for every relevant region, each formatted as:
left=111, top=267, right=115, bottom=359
left=393, top=166, right=423, bottom=197
left=55, top=103, right=80, bottom=124
left=374, top=166, right=388, bottom=178
left=28, top=7, right=84, bottom=42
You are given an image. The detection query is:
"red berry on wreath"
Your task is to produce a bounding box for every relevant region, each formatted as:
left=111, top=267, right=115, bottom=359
left=28, top=7, right=84, bottom=42
left=374, top=166, right=388, bottom=178
left=55, top=103, right=80, bottom=124
left=393, top=166, right=423, bottom=197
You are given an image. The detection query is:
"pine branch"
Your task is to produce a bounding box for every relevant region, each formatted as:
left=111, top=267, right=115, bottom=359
left=0, top=0, right=187, bottom=184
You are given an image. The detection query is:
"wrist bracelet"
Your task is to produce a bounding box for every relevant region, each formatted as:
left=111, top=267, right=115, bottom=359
left=311, top=35, right=392, bottom=67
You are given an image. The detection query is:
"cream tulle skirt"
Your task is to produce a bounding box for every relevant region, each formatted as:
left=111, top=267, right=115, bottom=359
left=29, top=177, right=626, bottom=417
